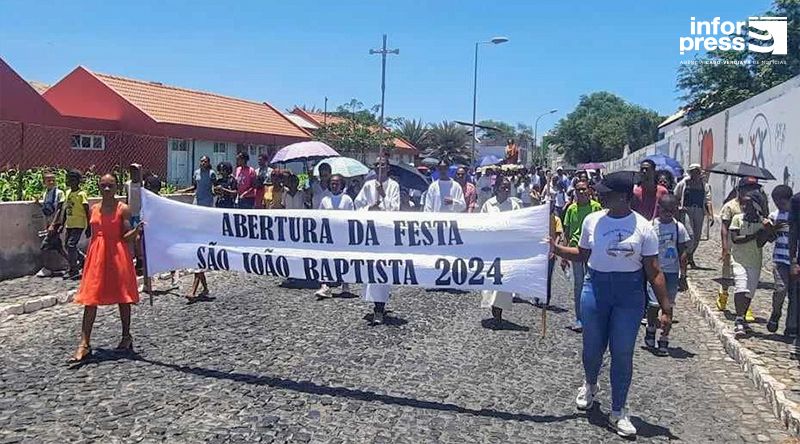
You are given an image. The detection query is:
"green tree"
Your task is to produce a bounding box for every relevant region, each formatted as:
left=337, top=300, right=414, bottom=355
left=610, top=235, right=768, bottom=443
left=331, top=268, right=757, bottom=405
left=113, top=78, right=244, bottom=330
left=424, top=121, right=473, bottom=165
left=314, top=100, right=394, bottom=162
left=396, top=118, right=430, bottom=152
left=678, top=0, right=800, bottom=123
left=548, top=92, right=663, bottom=164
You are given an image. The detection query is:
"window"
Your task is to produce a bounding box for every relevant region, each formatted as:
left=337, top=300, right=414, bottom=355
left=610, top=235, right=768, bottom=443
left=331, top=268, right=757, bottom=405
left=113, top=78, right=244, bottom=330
left=71, top=134, right=105, bottom=151
left=213, top=142, right=227, bottom=153
left=170, top=139, right=189, bottom=151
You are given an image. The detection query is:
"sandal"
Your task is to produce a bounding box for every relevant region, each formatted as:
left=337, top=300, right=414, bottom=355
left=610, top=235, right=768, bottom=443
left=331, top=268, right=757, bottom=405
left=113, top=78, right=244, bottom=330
left=67, top=344, right=92, bottom=364
left=116, top=335, right=134, bottom=352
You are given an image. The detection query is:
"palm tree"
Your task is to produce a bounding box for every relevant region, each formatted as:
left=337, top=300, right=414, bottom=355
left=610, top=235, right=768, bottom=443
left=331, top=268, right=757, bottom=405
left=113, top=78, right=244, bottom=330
left=396, top=118, right=430, bottom=151
left=425, top=121, right=473, bottom=165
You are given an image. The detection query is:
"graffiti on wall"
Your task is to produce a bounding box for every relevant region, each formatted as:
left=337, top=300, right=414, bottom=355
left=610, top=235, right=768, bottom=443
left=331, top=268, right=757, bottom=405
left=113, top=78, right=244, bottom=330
left=735, top=112, right=794, bottom=189
left=698, top=128, right=714, bottom=168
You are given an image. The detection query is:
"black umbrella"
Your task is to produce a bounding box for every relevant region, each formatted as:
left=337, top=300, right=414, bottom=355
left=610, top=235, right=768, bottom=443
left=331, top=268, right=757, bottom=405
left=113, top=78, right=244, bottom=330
left=367, top=161, right=430, bottom=191
left=706, top=161, right=775, bottom=180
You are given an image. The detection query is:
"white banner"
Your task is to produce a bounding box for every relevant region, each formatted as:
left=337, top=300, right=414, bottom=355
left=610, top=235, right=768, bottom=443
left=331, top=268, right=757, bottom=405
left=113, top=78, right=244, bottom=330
left=141, top=190, right=550, bottom=298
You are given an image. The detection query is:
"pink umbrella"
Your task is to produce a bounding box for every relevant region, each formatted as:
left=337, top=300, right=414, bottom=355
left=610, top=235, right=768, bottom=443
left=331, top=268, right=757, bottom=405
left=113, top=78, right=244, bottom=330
left=270, top=141, right=340, bottom=164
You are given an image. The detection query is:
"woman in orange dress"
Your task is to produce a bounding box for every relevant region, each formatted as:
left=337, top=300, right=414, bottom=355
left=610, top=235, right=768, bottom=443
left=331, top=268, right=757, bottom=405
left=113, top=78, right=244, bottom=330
left=70, top=174, right=142, bottom=363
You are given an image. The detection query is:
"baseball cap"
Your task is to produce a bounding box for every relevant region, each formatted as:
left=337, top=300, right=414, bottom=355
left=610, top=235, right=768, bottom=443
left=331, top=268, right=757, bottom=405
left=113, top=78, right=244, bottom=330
left=737, top=176, right=761, bottom=188
left=688, top=163, right=701, bottom=171
left=594, top=170, right=637, bottom=194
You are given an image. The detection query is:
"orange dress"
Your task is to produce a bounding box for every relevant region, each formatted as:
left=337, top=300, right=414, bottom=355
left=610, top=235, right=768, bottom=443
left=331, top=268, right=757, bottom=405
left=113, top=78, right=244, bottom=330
left=74, top=202, right=139, bottom=306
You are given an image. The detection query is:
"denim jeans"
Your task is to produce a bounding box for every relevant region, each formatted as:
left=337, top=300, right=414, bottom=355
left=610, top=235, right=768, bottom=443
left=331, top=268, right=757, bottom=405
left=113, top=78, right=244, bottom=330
left=237, top=198, right=255, bottom=209
left=64, top=228, right=85, bottom=273
left=581, top=268, right=646, bottom=412
left=571, top=260, right=586, bottom=323
left=772, top=263, right=798, bottom=333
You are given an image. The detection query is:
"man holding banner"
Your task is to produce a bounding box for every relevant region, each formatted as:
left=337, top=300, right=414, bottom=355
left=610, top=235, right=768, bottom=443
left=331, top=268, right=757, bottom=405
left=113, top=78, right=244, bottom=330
left=353, top=156, right=401, bottom=324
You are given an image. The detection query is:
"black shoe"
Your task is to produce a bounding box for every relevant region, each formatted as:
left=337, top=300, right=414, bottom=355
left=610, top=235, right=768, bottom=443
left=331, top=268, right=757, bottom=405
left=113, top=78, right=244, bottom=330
left=655, top=339, right=669, bottom=356
left=785, top=329, right=798, bottom=338
left=767, top=313, right=780, bottom=333
left=644, top=330, right=656, bottom=348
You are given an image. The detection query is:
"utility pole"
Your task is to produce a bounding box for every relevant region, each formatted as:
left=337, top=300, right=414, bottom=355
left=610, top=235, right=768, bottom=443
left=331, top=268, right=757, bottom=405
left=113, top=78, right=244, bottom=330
left=370, top=34, right=399, bottom=159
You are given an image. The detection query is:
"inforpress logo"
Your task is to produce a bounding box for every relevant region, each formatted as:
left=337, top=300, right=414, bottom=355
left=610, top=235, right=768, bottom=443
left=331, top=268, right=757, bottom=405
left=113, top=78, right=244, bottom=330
left=679, top=17, right=787, bottom=55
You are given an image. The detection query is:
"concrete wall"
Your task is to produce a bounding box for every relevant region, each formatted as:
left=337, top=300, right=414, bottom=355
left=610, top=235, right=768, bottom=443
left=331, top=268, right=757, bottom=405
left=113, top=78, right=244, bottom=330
left=0, top=193, right=193, bottom=281
left=606, top=74, right=800, bottom=211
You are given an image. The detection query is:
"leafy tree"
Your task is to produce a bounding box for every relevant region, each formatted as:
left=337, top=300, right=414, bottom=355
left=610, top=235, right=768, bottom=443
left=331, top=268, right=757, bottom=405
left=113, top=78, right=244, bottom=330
left=314, top=100, right=394, bottom=162
left=396, top=118, right=430, bottom=152
left=424, top=121, right=473, bottom=165
left=548, top=92, right=663, bottom=164
left=678, top=0, right=800, bottom=123
left=477, top=120, right=533, bottom=146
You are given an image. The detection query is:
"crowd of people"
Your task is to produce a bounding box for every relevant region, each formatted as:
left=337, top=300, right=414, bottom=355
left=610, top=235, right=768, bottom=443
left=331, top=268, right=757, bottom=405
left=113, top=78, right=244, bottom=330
left=31, top=149, right=800, bottom=438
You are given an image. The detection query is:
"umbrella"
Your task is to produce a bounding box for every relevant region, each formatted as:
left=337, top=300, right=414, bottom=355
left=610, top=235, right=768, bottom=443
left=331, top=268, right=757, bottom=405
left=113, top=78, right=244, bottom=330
left=431, top=164, right=467, bottom=181
left=312, top=156, right=369, bottom=178
left=578, top=162, right=606, bottom=170
left=706, top=161, right=775, bottom=180
left=479, top=155, right=502, bottom=167
left=271, top=141, right=339, bottom=164
left=643, top=153, right=684, bottom=178
left=366, top=161, right=430, bottom=191
left=421, top=157, right=440, bottom=167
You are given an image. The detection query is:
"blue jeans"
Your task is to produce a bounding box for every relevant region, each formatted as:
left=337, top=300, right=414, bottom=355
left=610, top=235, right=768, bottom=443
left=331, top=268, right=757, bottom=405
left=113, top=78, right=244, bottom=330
left=647, top=272, right=679, bottom=307
left=581, top=269, right=646, bottom=412
left=571, top=260, right=586, bottom=323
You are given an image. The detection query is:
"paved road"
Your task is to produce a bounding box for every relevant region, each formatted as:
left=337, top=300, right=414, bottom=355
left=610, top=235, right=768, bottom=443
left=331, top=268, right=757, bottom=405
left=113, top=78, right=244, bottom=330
left=0, top=271, right=792, bottom=443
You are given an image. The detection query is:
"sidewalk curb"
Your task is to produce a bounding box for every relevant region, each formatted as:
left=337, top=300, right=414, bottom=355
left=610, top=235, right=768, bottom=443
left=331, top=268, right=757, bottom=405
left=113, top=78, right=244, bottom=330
left=686, top=279, right=800, bottom=436
left=0, top=276, right=146, bottom=323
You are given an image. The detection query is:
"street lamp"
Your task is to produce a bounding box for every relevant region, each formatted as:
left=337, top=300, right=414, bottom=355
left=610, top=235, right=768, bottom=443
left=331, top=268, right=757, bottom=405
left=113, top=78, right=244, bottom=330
left=471, top=36, right=509, bottom=166
left=533, top=109, right=557, bottom=166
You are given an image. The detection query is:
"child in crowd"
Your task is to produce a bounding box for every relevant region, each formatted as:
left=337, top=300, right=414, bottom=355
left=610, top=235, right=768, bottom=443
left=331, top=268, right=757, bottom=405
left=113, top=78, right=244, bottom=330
left=729, top=190, right=771, bottom=338
left=62, top=170, right=91, bottom=280
left=645, top=194, right=690, bottom=355
left=282, top=174, right=306, bottom=210
left=262, top=170, right=285, bottom=209
left=767, top=185, right=796, bottom=336
left=37, top=171, right=67, bottom=277
left=214, top=162, right=238, bottom=209
left=316, top=174, right=355, bottom=298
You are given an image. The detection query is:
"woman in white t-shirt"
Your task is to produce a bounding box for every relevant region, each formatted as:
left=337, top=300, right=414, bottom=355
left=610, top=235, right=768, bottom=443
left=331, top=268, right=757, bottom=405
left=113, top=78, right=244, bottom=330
left=551, top=170, right=672, bottom=438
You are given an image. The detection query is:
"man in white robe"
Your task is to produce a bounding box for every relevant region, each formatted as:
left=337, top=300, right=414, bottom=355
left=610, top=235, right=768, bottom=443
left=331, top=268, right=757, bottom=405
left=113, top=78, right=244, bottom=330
left=353, top=156, right=400, bottom=325
left=316, top=174, right=355, bottom=298
left=479, top=176, right=522, bottom=327
left=423, top=159, right=466, bottom=213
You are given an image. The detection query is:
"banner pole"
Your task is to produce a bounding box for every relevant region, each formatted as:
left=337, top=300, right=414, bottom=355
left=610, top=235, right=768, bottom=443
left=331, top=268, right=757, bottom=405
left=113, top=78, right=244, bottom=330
left=138, top=191, right=152, bottom=306
left=543, top=198, right=555, bottom=338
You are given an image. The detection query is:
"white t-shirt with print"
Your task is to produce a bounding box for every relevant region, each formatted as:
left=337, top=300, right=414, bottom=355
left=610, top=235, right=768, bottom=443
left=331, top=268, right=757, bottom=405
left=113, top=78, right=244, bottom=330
left=652, top=219, right=690, bottom=273
left=579, top=210, right=659, bottom=272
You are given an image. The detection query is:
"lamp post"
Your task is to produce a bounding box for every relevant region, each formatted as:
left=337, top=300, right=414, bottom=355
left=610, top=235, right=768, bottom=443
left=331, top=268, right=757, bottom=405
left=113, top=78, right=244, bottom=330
left=471, top=36, right=508, bottom=167
left=533, top=109, right=557, bottom=166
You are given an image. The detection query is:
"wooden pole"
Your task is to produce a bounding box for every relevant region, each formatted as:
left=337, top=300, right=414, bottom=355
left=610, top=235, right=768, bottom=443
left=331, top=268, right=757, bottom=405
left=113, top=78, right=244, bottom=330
left=542, top=198, right=555, bottom=337
left=138, top=189, right=153, bottom=305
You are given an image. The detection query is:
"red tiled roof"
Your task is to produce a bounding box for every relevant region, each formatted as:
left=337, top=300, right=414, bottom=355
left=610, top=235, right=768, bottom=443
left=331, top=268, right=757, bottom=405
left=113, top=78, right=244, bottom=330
left=90, top=71, right=310, bottom=138
left=291, top=108, right=417, bottom=153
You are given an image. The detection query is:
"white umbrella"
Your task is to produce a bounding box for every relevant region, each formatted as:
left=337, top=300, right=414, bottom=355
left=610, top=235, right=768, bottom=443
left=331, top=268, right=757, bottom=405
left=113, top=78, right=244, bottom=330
left=271, top=141, right=339, bottom=164
left=313, top=156, right=369, bottom=178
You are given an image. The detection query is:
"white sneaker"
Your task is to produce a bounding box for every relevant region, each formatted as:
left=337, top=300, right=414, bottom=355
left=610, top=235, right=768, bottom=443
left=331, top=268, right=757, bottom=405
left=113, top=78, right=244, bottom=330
left=610, top=409, right=637, bottom=437
left=315, top=284, right=332, bottom=298
left=575, top=382, right=597, bottom=410
left=36, top=267, right=53, bottom=278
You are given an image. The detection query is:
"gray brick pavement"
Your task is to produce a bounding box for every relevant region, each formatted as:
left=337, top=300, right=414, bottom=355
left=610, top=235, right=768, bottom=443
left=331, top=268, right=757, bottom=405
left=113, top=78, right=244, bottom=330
left=0, top=271, right=792, bottom=443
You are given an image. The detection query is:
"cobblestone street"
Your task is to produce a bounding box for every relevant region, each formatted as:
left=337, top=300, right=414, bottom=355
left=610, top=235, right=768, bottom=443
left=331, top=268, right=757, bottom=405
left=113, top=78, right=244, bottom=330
left=0, top=270, right=793, bottom=443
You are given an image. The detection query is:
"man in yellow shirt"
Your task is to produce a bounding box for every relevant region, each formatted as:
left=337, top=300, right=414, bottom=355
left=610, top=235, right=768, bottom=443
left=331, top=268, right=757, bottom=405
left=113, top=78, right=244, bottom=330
left=62, top=170, right=91, bottom=280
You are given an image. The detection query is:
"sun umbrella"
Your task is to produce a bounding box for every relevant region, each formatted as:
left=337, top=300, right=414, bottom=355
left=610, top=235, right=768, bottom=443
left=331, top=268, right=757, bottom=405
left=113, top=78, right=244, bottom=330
left=271, top=141, right=339, bottom=164
left=578, top=162, right=606, bottom=170
left=643, top=153, right=684, bottom=178
left=312, top=156, right=369, bottom=178
left=706, top=161, right=775, bottom=180
left=366, top=161, right=430, bottom=191
left=421, top=157, right=440, bottom=168
left=479, top=155, right=502, bottom=167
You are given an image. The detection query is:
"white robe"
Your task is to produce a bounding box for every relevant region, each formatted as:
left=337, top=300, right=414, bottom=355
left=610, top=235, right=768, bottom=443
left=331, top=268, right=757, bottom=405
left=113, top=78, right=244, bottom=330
left=319, top=191, right=354, bottom=210
left=476, top=176, right=493, bottom=208
left=423, top=179, right=466, bottom=213
left=354, top=178, right=400, bottom=302
left=479, top=196, right=522, bottom=311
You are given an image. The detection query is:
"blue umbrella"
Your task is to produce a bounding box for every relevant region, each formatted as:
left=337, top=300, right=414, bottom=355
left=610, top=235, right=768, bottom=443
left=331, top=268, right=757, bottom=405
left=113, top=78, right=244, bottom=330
left=431, top=164, right=468, bottom=181
left=479, top=155, right=502, bottom=167
left=643, top=153, right=684, bottom=178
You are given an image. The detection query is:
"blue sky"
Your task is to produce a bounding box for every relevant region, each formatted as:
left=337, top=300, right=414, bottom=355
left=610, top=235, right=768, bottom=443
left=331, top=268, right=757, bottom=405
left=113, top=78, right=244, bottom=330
left=0, top=0, right=773, bottom=136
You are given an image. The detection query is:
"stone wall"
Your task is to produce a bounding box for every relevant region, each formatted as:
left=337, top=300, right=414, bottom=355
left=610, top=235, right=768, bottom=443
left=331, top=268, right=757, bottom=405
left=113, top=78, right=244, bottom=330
left=0, top=194, right=193, bottom=281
